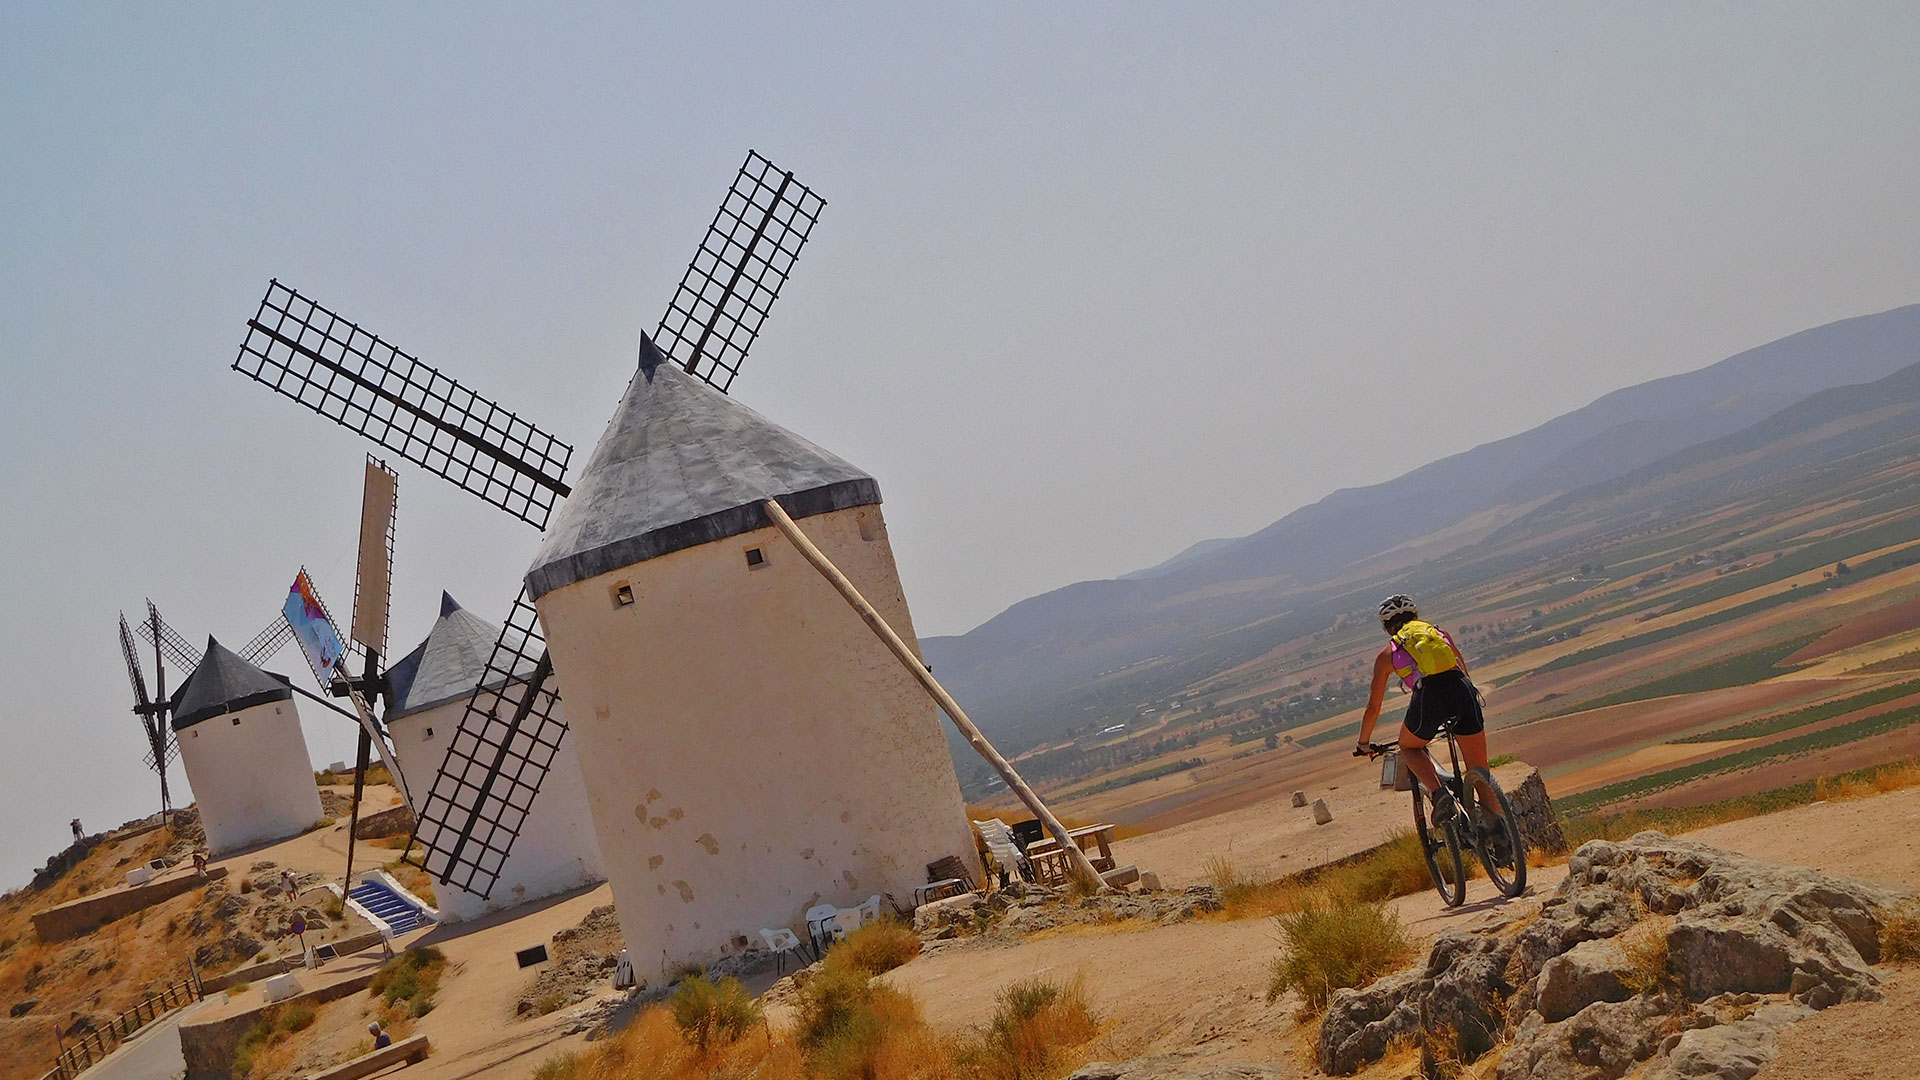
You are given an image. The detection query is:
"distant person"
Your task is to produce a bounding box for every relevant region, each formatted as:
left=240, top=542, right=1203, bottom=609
left=70, top=818, right=84, bottom=842
left=193, top=851, right=209, bottom=878
left=280, top=869, right=299, bottom=897
left=1354, top=595, right=1494, bottom=825
left=368, top=1021, right=392, bottom=1049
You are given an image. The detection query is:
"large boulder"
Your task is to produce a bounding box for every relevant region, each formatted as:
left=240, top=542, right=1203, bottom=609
left=1315, top=832, right=1910, bottom=1079
left=1533, top=938, right=1634, bottom=1022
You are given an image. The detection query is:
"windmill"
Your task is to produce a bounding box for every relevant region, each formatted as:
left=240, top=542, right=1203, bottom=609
left=231, top=150, right=822, bottom=899
left=117, top=603, right=182, bottom=819
left=230, top=149, right=1098, bottom=971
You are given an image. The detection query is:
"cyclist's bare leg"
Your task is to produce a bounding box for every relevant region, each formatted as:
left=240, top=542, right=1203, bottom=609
left=1456, top=732, right=1506, bottom=818
left=1397, top=727, right=1444, bottom=794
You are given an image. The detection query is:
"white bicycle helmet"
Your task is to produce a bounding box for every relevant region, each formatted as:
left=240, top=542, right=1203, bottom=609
left=1377, top=594, right=1418, bottom=628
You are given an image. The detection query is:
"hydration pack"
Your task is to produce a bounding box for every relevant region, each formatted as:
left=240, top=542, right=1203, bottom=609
left=1391, top=619, right=1461, bottom=677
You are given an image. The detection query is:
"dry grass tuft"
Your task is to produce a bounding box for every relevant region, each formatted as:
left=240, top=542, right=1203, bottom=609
left=1881, top=902, right=1920, bottom=963
left=1266, top=893, right=1416, bottom=1015
left=962, top=977, right=1102, bottom=1080
left=824, top=918, right=921, bottom=978
left=1818, top=759, right=1920, bottom=802
left=670, top=973, right=763, bottom=1051
left=1617, top=918, right=1675, bottom=995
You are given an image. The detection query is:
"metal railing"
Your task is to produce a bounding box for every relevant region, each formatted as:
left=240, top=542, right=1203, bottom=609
left=41, top=976, right=200, bottom=1080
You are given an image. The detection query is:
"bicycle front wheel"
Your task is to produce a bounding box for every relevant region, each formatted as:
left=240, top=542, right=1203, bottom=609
left=1413, top=786, right=1467, bottom=907
left=1466, top=767, right=1528, bottom=897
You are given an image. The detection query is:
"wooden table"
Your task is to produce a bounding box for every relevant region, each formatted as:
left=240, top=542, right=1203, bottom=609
left=1025, top=824, right=1118, bottom=886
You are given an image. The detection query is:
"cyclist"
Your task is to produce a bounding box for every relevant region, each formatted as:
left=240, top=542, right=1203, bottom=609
left=1354, top=594, right=1490, bottom=825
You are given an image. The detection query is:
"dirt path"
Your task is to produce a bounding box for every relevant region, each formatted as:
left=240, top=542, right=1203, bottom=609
left=1118, top=763, right=1538, bottom=886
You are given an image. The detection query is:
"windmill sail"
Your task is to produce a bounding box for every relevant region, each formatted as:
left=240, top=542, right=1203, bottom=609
left=654, top=150, right=826, bottom=393
left=351, top=457, right=399, bottom=656
left=233, top=282, right=575, bottom=530
left=407, top=588, right=567, bottom=897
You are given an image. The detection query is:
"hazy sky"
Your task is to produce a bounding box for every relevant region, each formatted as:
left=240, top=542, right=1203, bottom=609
left=5, top=4, right=1920, bottom=889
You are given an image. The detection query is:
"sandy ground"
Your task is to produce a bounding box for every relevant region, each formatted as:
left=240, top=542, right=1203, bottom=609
left=387, top=883, right=618, bottom=1080
left=1756, top=967, right=1920, bottom=1080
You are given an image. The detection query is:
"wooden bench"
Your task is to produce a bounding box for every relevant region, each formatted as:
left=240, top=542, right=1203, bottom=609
left=301, top=1035, right=429, bottom=1080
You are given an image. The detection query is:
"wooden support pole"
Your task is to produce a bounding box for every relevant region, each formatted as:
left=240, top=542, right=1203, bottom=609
left=761, top=499, right=1106, bottom=893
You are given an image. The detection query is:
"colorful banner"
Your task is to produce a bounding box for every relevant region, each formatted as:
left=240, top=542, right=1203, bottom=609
left=285, top=569, right=347, bottom=685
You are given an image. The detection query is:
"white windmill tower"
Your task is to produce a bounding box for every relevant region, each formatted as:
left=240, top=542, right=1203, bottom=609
left=169, top=637, right=324, bottom=854
left=382, top=592, right=605, bottom=920
left=229, top=150, right=1101, bottom=976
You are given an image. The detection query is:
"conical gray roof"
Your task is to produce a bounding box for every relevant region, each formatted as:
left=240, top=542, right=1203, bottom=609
left=385, top=593, right=524, bottom=720
left=525, top=337, right=880, bottom=599
left=171, top=637, right=294, bottom=730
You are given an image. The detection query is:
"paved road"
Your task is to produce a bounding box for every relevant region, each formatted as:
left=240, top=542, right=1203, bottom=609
left=80, top=1000, right=214, bottom=1080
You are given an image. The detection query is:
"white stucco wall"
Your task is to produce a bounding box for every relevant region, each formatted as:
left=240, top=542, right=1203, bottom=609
left=535, top=503, right=974, bottom=978
left=177, top=698, right=325, bottom=855
left=387, top=697, right=606, bottom=921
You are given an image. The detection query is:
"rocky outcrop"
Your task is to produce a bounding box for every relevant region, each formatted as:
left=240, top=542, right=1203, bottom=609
left=1317, top=832, right=1909, bottom=1079
left=1066, top=1057, right=1287, bottom=1080
left=914, top=882, right=1223, bottom=943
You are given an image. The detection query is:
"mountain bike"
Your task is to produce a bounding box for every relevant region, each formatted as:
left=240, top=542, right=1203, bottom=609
left=1359, top=727, right=1527, bottom=907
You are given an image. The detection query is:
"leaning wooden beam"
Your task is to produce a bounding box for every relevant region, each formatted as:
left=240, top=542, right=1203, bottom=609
left=761, top=499, right=1105, bottom=893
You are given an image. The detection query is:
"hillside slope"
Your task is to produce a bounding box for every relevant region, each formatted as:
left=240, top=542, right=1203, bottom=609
left=924, top=304, right=1920, bottom=752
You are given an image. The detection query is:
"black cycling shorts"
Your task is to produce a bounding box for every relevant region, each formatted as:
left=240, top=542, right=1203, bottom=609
left=1403, top=669, right=1484, bottom=742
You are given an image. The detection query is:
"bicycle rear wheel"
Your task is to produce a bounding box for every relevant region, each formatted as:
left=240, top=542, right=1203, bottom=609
left=1465, top=768, right=1527, bottom=897
left=1412, top=786, right=1467, bottom=907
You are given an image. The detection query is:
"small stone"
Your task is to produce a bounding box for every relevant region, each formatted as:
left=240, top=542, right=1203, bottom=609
left=1291, top=790, right=1307, bottom=808
left=1138, top=872, right=1161, bottom=892
left=1311, top=798, right=1333, bottom=825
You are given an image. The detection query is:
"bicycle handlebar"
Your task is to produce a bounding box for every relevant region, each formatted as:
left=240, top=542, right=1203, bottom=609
left=1353, top=741, right=1397, bottom=758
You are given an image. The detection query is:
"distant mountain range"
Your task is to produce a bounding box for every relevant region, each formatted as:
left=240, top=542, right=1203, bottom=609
left=922, top=304, right=1920, bottom=753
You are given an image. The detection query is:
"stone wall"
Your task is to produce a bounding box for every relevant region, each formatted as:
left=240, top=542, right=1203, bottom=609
left=350, top=805, right=415, bottom=840
left=180, top=968, right=379, bottom=1080
left=198, top=931, right=386, bottom=993
left=31, top=867, right=229, bottom=942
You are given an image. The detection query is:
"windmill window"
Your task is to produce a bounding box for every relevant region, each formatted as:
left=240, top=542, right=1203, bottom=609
left=232, top=717, right=241, bottom=726
left=611, top=582, right=635, bottom=607
left=424, top=726, right=434, bottom=740
left=857, top=511, right=880, bottom=543
left=745, top=548, right=766, bottom=569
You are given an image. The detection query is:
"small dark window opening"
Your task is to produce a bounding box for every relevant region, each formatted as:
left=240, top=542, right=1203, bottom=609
left=613, top=582, right=634, bottom=607
left=424, top=726, right=434, bottom=740
left=515, top=944, right=549, bottom=968
left=231, top=717, right=241, bottom=726
left=745, top=548, right=766, bottom=568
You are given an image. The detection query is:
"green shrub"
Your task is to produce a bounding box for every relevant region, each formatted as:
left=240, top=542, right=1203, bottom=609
left=670, top=973, right=763, bottom=1051
left=370, top=945, right=445, bottom=1015
left=1266, top=893, right=1416, bottom=1014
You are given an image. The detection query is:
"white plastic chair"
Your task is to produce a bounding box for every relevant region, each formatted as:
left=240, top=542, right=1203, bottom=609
left=759, top=928, right=801, bottom=974
left=855, top=894, right=882, bottom=928
left=972, top=818, right=1028, bottom=886
left=804, top=903, right=843, bottom=959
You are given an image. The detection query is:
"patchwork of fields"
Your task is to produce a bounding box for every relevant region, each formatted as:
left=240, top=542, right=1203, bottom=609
left=977, top=426, right=1920, bottom=831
